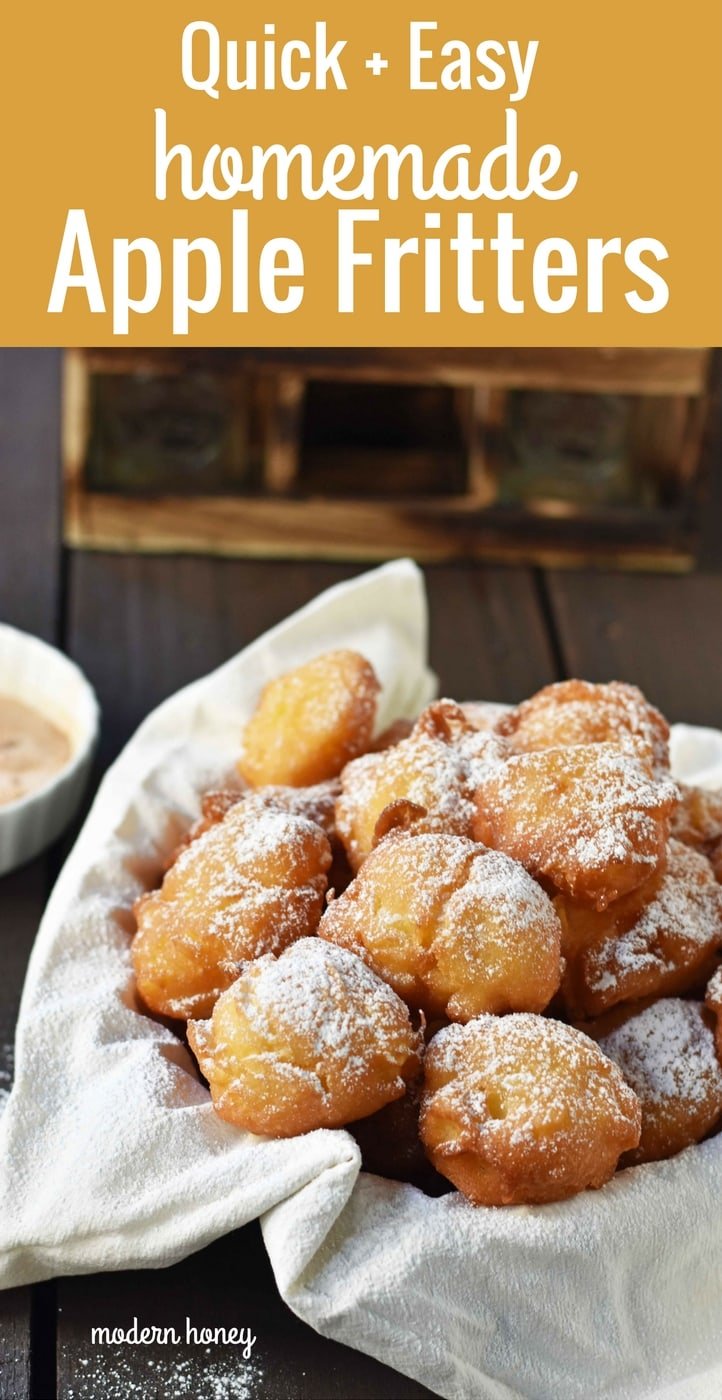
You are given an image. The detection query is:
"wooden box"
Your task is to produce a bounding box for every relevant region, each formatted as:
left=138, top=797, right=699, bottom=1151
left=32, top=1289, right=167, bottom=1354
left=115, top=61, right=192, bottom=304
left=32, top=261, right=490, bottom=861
left=63, top=347, right=719, bottom=571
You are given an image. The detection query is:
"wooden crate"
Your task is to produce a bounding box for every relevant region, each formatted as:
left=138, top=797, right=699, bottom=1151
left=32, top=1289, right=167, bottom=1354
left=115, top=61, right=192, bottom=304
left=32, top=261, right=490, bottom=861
left=62, top=348, right=718, bottom=571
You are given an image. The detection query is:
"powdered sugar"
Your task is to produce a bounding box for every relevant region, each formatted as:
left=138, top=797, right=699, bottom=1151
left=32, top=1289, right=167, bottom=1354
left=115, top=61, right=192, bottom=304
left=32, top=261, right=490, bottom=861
left=320, top=830, right=561, bottom=1020
left=707, top=965, right=722, bottom=1008
left=180, top=798, right=335, bottom=953
left=476, top=742, right=678, bottom=905
left=65, top=1351, right=263, bottom=1399
left=598, top=999, right=722, bottom=1109
left=497, top=679, right=670, bottom=774
left=337, top=700, right=507, bottom=867
left=424, top=1014, right=639, bottom=1174
left=238, top=939, right=413, bottom=1076
left=133, top=802, right=332, bottom=1018
left=583, top=840, right=722, bottom=1000
left=442, top=846, right=561, bottom=954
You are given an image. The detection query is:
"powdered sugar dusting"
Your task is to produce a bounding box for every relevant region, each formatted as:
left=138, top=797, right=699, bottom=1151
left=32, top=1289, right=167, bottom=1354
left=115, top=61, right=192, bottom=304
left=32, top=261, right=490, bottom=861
left=243, top=939, right=412, bottom=1071
left=443, top=846, right=561, bottom=955
left=707, top=965, right=722, bottom=1009
left=598, top=999, right=722, bottom=1109
left=583, top=840, right=722, bottom=1001
left=424, top=1014, right=639, bottom=1175
left=320, top=831, right=561, bottom=1017
left=209, top=938, right=419, bottom=1114
left=337, top=700, right=507, bottom=866
left=497, top=679, right=670, bottom=773
left=475, top=742, right=678, bottom=903
left=64, top=1351, right=263, bottom=1399
left=166, top=802, right=330, bottom=956
left=179, top=779, right=339, bottom=857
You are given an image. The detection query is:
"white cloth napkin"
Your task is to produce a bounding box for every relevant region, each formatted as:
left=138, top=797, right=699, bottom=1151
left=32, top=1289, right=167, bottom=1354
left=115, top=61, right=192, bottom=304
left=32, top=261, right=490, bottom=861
left=1, top=559, right=720, bottom=1400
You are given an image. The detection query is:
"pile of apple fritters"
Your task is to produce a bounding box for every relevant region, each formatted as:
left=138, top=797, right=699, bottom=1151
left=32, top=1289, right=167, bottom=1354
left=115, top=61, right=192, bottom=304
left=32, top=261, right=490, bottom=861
left=132, top=656, right=722, bottom=1206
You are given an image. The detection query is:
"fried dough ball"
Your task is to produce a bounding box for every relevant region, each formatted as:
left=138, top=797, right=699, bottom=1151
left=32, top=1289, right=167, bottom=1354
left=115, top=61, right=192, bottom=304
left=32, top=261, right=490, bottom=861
left=474, top=743, right=678, bottom=911
left=496, top=679, right=670, bottom=774
left=671, top=784, right=722, bottom=852
left=319, top=831, right=562, bottom=1021
left=187, top=938, right=422, bottom=1137
left=588, top=998, right=722, bottom=1165
left=557, top=840, right=722, bottom=1018
left=420, top=1015, right=641, bottom=1205
left=132, top=804, right=331, bottom=1020
left=336, top=700, right=507, bottom=872
left=238, top=650, right=380, bottom=788
left=705, top=966, right=722, bottom=1059
left=165, top=780, right=340, bottom=870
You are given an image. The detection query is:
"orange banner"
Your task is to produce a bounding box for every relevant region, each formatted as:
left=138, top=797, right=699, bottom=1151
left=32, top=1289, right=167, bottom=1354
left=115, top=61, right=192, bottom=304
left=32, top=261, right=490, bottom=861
left=1, top=0, right=720, bottom=345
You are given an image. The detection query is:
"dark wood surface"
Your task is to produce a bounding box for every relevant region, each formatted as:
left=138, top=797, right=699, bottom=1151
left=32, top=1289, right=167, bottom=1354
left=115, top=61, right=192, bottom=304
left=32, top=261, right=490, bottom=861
left=1, top=350, right=721, bottom=1400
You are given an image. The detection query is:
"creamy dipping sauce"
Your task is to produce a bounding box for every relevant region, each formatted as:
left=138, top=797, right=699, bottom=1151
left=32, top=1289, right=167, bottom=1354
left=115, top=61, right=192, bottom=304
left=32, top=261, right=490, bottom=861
left=0, top=696, right=72, bottom=806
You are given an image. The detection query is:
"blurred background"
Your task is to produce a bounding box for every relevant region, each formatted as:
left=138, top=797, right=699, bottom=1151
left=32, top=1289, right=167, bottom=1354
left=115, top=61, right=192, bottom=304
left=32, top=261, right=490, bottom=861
left=61, top=347, right=718, bottom=571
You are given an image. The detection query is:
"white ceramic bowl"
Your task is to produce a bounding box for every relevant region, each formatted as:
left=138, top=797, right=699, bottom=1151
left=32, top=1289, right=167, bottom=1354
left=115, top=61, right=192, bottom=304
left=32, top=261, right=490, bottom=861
left=0, top=624, right=99, bottom=876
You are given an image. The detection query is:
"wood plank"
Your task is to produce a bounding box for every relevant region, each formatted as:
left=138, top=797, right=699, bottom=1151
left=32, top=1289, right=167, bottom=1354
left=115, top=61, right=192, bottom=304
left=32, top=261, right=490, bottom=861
left=64, top=487, right=698, bottom=574
left=58, top=554, right=553, bottom=1399
left=0, top=350, right=64, bottom=1399
left=65, top=556, right=557, bottom=766
left=0, top=1287, right=32, bottom=1400
left=81, top=347, right=712, bottom=396
left=65, top=556, right=362, bottom=766
left=545, top=570, right=722, bottom=727
left=0, top=350, right=62, bottom=640
left=426, top=563, right=558, bottom=702
left=696, top=359, right=722, bottom=571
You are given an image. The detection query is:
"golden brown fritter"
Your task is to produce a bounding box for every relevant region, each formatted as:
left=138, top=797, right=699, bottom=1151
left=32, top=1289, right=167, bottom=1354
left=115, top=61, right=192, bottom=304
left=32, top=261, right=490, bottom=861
left=556, top=840, right=722, bottom=1018
left=474, top=742, right=678, bottom=910
left=705, top=965, right=722, bottom=1060
left=336, top=699, right=507, bottom=872
left=319, top=830, right=562, bottom=1021
left=496, top=679, right=670, bottom=774
left=165, top=780, right=340, bottom=871
left=188, top=938, right=422, bottom=1137
left=671, top=783, right=722, bottom=851
left=239, top=650, right=380, bottom=788
left=132, top=802, right=331, bottom=1020
left=420, top=1014, right=641, bottom=1205
left=587, top=998, right=722, bottom=1165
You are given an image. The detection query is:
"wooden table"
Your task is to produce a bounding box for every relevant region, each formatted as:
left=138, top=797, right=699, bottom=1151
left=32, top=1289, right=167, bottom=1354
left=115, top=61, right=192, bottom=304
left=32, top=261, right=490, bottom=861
left=1, top=351, right=721, bottom=1400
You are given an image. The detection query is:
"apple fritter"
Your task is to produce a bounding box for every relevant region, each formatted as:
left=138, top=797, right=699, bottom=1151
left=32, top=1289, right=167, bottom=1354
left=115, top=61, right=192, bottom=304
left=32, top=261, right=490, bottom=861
left=420, top=1014, right=640, bottom=1205
left=239, top=650, right=380, bottom=787
left=132, top=803, right=331, bottom=1020
left=188, top=938, right=422, bottom=1137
